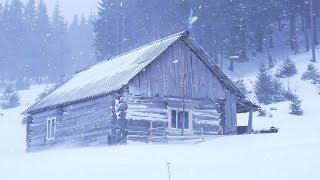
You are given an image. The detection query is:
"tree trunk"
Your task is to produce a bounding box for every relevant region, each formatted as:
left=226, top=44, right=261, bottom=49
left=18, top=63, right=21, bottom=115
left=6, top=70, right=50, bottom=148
left=290, top=13, right=299, bottom=54
left=310, top=0, right=316, bottom=62
left=306, top=28, right=310, bottom=51
left=266, top=36, right=273, bottom=68
left=116, top=16, right=119, bottom=55
left=269, top=31, right=274, bottom=48
left=213, top=32, right=219, bottom=64
left=229, top=58, right=234, bottom=72
left=278, top=19, right=282, bottom=32
left=256, top=31, right=263, bottom=53
left=240, top=28, right=247, bottom=60
left=121, top=15, right=125, bottom=54
left=302, top=15, right=305, bottom=31
left=1, top=71, right=4, bottom=85
left=313, top=16, right=318, bottom=45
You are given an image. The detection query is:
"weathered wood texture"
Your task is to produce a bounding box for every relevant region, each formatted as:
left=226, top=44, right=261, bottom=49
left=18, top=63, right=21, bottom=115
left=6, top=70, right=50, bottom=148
left=126, top=96, right=221, bottom=138
left=129, top=39, right=226, bottom=101
left=128, top=39, right=236, bottom=135
left=224, top=91, right=237, bottom=134
left=27, top=38, right=240, bottom=151
left=27, top=95, right=113, bottom=152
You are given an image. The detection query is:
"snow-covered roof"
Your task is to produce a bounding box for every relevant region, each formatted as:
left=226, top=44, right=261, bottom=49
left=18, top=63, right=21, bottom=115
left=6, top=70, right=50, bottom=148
left=26, top=31, right=249, bottom=114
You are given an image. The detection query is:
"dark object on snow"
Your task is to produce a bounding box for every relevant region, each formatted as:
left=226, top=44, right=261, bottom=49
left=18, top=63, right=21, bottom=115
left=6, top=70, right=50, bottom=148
left=258, top=109, right=267, bottom=117
left=254, top=126, right=279, bottom=134
left=237, top=126, right=249, bottom=134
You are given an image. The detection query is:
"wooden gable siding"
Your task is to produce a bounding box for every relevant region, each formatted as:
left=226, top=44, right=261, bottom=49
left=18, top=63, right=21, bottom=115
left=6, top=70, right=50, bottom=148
left=127, top=39, right=235, bottom=135
left=129, top=39, right=226, bottom=101
left=27, top=95, right=113, bottom=151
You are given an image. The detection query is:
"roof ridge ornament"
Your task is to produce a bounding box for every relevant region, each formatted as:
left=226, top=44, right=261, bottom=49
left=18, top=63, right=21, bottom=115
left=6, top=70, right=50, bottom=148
left=188, top=8, right=198, bottom=30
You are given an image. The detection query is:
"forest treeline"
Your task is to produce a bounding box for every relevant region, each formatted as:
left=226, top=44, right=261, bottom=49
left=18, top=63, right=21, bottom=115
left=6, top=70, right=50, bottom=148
left=0, top=0, right=96, bottom=83
left=94, top=0, right=320, bottom=70
left=0, top=0, right=320, bottom=83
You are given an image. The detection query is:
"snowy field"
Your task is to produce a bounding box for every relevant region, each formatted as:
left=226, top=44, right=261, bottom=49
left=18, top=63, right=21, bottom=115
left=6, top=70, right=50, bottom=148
left=1, top=52, right=320, bottom=180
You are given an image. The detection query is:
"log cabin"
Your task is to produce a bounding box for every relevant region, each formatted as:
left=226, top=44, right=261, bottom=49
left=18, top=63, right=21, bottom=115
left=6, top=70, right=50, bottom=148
left=24, top=31, right=259, bottom=152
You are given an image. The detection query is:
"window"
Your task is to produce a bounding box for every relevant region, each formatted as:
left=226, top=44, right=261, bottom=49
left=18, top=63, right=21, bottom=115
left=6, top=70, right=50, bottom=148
left=170, top=109, right=190, bottom=130
left=46, top=117, right=57, bottom=141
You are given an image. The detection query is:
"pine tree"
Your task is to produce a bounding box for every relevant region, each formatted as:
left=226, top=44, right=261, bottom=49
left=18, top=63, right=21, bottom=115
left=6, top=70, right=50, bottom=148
left=234, top=79, right=247, bottom=95
left=23, top=0, right=37, bottom=56
left=0, top=1, right=9, bottom=83
left=275, top=58, right=298, bottom=78
left=219, top=0, right=248, bottom=72
left=0, top=2, right=4, bottom=56
left=93, top=0, right=118, bottom=61
left=287, top=0, right=302, bottom=54
left=1, top=83, right=20, bottom=109
left=78, top=13, right=96, bottom=67
left=301, top=63, right=320, bottom=83
left=34, top=0, right=50, bottom=80
left=7, top=0, right=24, bottom=54
left=69, top=14, right=80, bottom=72
left=22, top=0, right=37, bottom=78
left=255, top=64, right=284, bottom=104
left=289, top=96, right=303, bottom=115
left=5, top=0, right=24, bottom=80
left=47, top=2, right=69, bottom=80
left=69, top=13, right=96, bottom=72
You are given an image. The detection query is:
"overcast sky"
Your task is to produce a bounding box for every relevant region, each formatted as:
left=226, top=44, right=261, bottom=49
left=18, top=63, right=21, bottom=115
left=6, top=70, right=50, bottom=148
left=0, top=0, right=99, bottom=21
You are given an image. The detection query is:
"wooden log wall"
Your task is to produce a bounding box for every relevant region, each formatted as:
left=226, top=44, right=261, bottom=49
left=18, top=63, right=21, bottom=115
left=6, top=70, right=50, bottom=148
left=126, top=96, right=221, bottom=139
left=128, top=38, right=236, bottom=135
left=27, top=95, right=113, bottom=152
left=27, top=38, right=241, bottom=151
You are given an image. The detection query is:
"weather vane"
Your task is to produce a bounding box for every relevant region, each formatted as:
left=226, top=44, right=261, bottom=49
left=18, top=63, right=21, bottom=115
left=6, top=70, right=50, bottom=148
left=188, top=8, right=198, bottom=30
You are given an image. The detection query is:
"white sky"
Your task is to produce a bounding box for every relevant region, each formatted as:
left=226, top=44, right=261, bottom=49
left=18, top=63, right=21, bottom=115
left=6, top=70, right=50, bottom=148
left=0, top=0, right=99, bottom=21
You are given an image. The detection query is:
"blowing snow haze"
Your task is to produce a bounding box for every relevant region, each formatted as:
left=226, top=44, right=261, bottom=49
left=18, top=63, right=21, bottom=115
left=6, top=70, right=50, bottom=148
left=0, top=0, right=98, bottom=20
left=1, top=0, right=320, bottom=180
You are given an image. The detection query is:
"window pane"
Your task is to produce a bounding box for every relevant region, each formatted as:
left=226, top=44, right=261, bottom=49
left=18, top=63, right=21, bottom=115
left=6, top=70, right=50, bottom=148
left=178, top=112, right=182, bottom=129
left=178, top=111, right=189, bottom=130
left=51, top=119, right=56, bottom=138
left=47, top=120, right=51, bottom=139
left=171, top=110, right=176, bottom=128
left=184, top=112, right=189, bottom=129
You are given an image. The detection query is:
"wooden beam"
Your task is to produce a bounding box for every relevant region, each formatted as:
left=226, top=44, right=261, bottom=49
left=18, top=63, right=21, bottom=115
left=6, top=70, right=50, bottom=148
left=247, top=110, right=253, bottom=134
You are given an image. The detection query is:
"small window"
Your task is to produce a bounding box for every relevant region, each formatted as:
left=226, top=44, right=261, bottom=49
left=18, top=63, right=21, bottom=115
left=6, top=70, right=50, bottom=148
left=46, top=117, right=57, bottom=141
left=171, top=110, right=177, bottom=128
left=170, top=110, right=190, bottom=130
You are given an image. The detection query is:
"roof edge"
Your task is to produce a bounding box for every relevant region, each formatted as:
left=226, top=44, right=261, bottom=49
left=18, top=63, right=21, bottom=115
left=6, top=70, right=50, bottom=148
left=75, top=31, right=189, bottom=75
left=25, top=31, right=189, bottom=114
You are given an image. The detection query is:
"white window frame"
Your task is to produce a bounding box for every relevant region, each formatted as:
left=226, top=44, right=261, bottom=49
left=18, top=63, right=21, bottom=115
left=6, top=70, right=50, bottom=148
left=167, top=107, right=193, bottom=135
left=46, top=117, right=57, bottom=141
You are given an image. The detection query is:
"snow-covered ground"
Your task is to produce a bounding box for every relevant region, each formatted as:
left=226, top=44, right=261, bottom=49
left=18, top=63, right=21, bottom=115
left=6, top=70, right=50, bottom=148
left=1, top=52, right=320, bottom=180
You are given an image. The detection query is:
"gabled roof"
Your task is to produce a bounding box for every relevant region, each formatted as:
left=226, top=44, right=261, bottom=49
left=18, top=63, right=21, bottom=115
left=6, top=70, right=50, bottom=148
left=26, top=31, right=248, bottom=114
